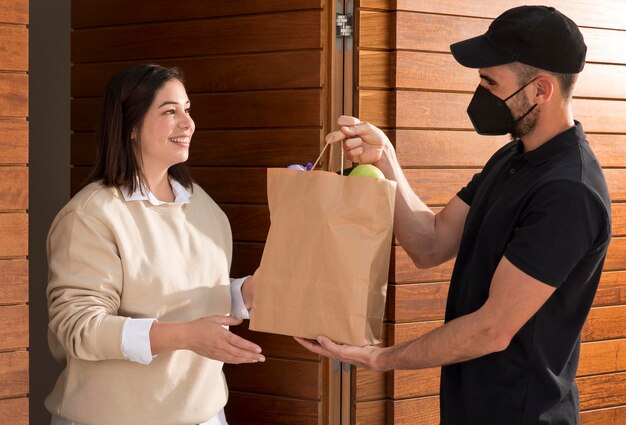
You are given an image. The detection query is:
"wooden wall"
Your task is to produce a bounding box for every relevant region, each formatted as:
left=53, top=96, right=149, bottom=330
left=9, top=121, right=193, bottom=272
left=0, top=0, right=29, bottom=424
left=70, top=1, right=334, bottom=424
left=354, top=1, right=626, bottom=423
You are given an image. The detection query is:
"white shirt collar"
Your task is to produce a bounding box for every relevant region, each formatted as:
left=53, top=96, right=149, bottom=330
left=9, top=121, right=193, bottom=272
left=122, top=178, right=191, bottom=206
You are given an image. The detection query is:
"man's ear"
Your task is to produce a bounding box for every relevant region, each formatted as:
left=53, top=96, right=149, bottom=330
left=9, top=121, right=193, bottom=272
left=533, top=75, right=554, bottom=105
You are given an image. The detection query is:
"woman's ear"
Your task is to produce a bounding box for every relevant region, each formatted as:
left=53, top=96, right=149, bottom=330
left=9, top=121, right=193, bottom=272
left=533, top=75, right=554, bottom=105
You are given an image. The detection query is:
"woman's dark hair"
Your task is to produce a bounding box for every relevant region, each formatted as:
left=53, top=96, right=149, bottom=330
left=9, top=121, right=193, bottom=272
left=86, top=64, right=193, bottom=193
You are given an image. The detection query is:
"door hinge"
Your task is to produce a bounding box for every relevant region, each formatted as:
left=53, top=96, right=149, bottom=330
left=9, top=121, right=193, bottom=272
left=336, top=13, right=353, bottom=38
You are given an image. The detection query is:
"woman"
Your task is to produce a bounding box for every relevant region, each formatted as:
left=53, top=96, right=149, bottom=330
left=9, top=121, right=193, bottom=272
left=46, top=64, right=264, bottom=425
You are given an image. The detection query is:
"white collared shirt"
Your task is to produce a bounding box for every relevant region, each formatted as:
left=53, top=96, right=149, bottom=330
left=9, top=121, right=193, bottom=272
left=52, top=180, right=247, bottom=425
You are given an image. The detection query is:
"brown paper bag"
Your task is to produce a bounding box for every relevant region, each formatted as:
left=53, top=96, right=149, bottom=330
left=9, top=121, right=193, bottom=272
left=249, top=166, right=397, bottom=345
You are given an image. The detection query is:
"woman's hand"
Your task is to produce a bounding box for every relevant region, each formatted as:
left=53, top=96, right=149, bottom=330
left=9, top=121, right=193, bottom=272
left=325, top=116, right=391, bottom=166
left=150, top=316, right=264, bottom=364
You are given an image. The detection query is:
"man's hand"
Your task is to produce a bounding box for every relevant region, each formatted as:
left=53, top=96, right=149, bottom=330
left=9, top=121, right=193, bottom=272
left=325, top=116, right=390, bottom=166
left=294, top=336, right=389, bottom=371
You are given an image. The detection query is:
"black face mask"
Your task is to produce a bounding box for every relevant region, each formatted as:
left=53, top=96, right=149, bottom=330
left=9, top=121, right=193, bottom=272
left=467, top=79, right=538, bottom=136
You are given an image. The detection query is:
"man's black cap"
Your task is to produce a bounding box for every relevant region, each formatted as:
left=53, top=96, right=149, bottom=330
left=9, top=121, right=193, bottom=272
left=450, top=6, right=586, bottom=73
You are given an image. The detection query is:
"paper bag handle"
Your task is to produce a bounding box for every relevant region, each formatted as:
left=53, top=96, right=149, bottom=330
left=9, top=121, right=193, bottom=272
left=311, top=140, right=345, bottom=172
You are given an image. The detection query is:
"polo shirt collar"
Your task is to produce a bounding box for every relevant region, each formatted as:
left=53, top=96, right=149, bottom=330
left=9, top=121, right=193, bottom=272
left=122, top=178, right=191, bottom=206
left=513, top=121, right=584, bottom=166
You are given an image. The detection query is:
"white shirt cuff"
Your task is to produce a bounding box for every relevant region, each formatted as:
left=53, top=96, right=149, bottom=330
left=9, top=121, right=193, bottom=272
left=230, top=277, right=250, bottom=320
left=121, top=318, right=156, bottom=365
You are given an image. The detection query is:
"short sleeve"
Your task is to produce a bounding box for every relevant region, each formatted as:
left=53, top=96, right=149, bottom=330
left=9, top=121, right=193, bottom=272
left=504, top=181, right=609, bottom=287
left=457, top=171, right=483, bottom=206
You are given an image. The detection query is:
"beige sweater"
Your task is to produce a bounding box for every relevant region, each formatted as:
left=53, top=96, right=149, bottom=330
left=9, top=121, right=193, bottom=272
left=46, top=182, right=232, bottom=425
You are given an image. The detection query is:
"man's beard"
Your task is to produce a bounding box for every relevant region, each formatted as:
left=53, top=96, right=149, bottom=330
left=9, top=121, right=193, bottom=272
left=510, top=94, right=538, bottom=140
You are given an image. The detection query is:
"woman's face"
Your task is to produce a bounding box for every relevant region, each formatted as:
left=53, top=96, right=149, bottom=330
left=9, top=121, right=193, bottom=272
left=136, top=79, right=195, bottom=173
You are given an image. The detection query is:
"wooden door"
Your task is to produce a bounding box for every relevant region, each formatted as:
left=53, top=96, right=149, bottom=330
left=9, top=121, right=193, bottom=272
left=353, top=1, right=626, bottom=423
left=70, top=1, right=351, bottom=423
left=0, top=0, right=29, bottom=424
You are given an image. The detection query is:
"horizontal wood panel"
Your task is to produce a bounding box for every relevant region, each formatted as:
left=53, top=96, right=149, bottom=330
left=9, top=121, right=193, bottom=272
left=578, top=339, right=626, bottom=377
left=0, top=213, right=27, bottom=257
left=358, top=90, right=394, bottom=128
left=393, top=0, right=626, bottom=31
left=393, top=51, right=626, bottom=101
left=72, top=0, right=323, bottom=28
left=387, top=283, right=448, bottom=322
left=391, top=247, right=454, bottom=283
left=194, top=168, right=268, bottom=204
left=225, top=392, right=319, bottom=425
left=0, top=259, right=28, bottom=304
left=394, top=90, right=626, bottom=133
left=353, top=400, right=386, bottom=425
left=224, top=358, right=319, bottom=400
left=395, top=12, right=626, bottom=65
left=0, top=167, right=28, bottom=210
left=231, top=242, right=265, bottom=280
left=71, top=51, right=323, bottom=97
left=578, top=371, right=626, bottom=410
left=0, top=26, right=28, bottom=71
left=581, top=405, right=626, bottom=424
left=0, top=397, right=28, bottom=425
left=359, top=10, right=394, bottom=50
left=388, top=321, right=444, bottom=346
left=0, top=0, right=28, bottom=24
left=390, top=396, right=439, bottom=425
left=594, top=271, right=626, bottom=307
left=230, top=320, right=318, bottom=362
left=0, top=305, right=27, bottom=350
left=222, top=205, right=270, bottom=242
left=0, top=73, right=27, bottom=117
left=359, top=50, right=394, bottom=89
left=605, top=237, right=626, bottom=271
left=0, top=120, right=28, bottom=164
left=0, top=350, right=28, bottom=398
left=71, top=90, right=322, bottom=132
left=72, top=128, right=322, bottom=167
left=354, top=367, right=386, bottom=401
left=72, top=11, right=323, bottom=64
left=582, top=305, right=626, bottom=342
left=390, top=367, right=441, bottom=399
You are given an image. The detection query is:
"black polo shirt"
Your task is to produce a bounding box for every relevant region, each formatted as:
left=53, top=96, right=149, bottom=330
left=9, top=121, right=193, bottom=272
left=440, top=122, right=611, bottom=425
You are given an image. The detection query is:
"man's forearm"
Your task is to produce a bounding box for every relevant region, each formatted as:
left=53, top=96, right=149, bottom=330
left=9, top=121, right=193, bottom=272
left=376, top=308, right=506, bottom=371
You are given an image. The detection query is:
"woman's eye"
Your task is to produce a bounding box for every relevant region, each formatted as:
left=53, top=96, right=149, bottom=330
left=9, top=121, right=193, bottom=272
left=184, top=108, right=191, bottom=114
left=164, top=109, right=176, bottom=115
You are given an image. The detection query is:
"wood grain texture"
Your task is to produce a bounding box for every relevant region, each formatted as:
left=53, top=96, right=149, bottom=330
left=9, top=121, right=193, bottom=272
left=0, top=74, right=28, bottom=117
left=389, top=396, right=440, bottom=425
left=230, top=320, right=318, bottom=362
left=0, top=120, right=28, bottom=164
left=0, top=259, right=28, bottom=305
left=578, top=371, right=626, bottom=410
left=393, top=0, right=626, bottom=31
left=395, top=11, right=626, bottom=65
left=354, top=367, right=386, bottom=401
left=0, top=305, right=28, bottom=350
left=358, top=90, right=395, bottom=128
left=0, top=167, right=28, bottom=210
left=0, top=213, right=27, bottom=257
left=71, top=51, right=323, bottom=97
left=358, top=10, right=394, bottom=50
left=594, top=271, right=626, bottom=307
left=393, top=90, right=626, bottom=133
left=222, top=205, right=270, bottom=242
left=225, top=392, right=319, bottom=425
left=72, top=128, right=322, bottom=167
left=72, top=0, right=323, bottom=28
left=581, top=405, right=626, bottom=424
left=0, top=397, right=28, bottom=425
left=0, top=0, right=28, bottom=24
left=0, top=350, right=28, bottom=398
left=72, top=11, right=323, bottom=64
left=605, top=238, right=626, bottom=271
left=224, top=358, right=319, bottom=400
left=389, top=367, right=441, bottom=399
left=71, top=89, right=322, bottom=132
left=0, top=26, right=28, bottom=72
left=582, top=305, right=626, bottom=342
left=578, top=339, right=626, bottom=377
left=387, top=283, right=448, bottom=322
left=353, top=399, right=386, bottom=425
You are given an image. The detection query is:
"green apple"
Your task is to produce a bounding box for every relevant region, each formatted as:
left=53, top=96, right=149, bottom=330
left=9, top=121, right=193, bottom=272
left=348, top=164, right=385, bottom=179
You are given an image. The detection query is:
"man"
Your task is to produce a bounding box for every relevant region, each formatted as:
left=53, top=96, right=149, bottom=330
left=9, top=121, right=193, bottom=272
left=296, top=6, right=612, bottom=424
